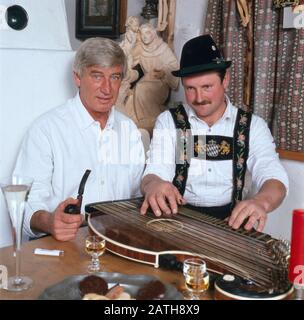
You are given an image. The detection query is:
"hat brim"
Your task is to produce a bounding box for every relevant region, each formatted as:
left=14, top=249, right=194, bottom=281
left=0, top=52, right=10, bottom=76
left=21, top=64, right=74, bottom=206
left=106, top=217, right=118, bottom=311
left=172, top=61, right=232, bottom=77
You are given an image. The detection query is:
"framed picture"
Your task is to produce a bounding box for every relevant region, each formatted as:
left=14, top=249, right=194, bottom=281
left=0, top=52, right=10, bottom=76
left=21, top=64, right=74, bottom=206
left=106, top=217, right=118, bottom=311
left=76, top=0, right=127, bottom=39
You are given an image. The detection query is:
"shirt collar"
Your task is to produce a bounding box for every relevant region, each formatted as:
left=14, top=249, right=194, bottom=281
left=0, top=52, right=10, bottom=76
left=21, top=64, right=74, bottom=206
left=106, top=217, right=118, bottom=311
left=185, top=94, right=233, bottom=124
left=73, top=92, right=115, bottom=131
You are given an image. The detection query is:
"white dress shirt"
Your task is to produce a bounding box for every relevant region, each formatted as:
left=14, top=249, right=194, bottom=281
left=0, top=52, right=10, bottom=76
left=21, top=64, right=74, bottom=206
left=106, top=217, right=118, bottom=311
left=13, top=93, right=145, bottom=238
left=144, top=97, right=289, bottom=207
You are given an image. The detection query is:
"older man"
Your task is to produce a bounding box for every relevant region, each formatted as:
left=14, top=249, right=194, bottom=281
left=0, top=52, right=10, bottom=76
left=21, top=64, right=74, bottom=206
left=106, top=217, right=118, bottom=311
left=14, top=38, right=145, bottom=241
left=140, top=34, right=288, bottom=232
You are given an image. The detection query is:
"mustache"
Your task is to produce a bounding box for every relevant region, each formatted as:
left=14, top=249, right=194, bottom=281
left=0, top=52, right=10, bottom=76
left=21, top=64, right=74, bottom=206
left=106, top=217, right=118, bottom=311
left=192, top=100, right=211, bottom=106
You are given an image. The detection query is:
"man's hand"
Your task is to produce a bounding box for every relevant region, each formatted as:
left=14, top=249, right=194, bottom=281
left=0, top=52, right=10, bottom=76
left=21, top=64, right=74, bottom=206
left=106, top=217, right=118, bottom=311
left=49, top=198, right=84, bottom=241
left=140, top=175, right=186, bottom=216
left=228, top=179, right=287, bottom=232
left=228, top=199, right=267, bottom=232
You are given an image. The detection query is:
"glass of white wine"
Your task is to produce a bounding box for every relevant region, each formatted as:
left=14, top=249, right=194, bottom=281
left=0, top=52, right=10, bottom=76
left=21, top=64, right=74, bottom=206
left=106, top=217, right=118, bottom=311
left=0, top=175, right=33, bottom=291
left=183, top=257, right=209, bottom=300
left=85, top=235, right=106, bottom=273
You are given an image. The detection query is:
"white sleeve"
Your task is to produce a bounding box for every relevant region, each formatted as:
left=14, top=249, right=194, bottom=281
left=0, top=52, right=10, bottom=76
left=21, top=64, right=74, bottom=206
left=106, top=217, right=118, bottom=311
left=13, top=125, right=54, bottom=238
left=247, top=115, right=289, bottom=192
left=143, top=111, right=176, bottom=182
left=128, top=127, right=146, bottom=198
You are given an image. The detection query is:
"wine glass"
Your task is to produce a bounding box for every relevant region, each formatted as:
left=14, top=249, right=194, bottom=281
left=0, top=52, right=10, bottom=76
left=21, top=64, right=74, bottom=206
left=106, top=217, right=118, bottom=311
left=183, top=257, right=209, bottom=300
left=0, top=175, right=33, bottom=291
left=85, top=235, right=106, bottom=273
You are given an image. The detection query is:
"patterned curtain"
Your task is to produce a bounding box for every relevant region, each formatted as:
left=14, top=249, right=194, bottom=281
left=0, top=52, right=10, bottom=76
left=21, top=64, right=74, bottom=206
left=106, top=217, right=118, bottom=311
left=275, top=28, right=304, bottom=151
left=204, top=0, right=304, bottom=152
left=204, top=0, right=250, bottom=111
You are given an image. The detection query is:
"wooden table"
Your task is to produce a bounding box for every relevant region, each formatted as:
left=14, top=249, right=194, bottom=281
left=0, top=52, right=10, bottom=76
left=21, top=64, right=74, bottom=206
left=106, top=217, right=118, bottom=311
left=0, top=227, right=213, bottom=300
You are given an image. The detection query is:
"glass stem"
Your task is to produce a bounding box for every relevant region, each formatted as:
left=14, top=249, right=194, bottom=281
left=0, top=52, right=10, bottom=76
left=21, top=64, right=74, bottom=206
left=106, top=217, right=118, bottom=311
left=92, top=254, right=100, bottom=269
left=15, top=249, right=22, bottom=284
left=191, top=293, right=200, bottom=300
left=13, top=225, right=22, bottom=284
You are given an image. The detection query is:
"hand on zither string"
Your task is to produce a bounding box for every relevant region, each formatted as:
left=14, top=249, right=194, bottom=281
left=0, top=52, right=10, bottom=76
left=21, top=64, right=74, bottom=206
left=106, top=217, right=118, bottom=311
left=228, top=199, right=267, bottom=232
left=140, top=174, right=186, bottom=217
left=228, top=179, right=286, bottom=232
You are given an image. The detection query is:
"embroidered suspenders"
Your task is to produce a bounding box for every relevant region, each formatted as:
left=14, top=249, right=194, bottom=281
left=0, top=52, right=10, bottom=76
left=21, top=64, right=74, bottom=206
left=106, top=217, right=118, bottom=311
left=169, top=104, right=252, bottom=210
left=231, top=108, right=252, bottom=208
left=169, top=105, right=191, bottom=196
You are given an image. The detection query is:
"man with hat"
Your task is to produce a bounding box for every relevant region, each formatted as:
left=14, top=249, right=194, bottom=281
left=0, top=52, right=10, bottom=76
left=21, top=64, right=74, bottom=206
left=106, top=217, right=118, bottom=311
left=140, top=34, right=288, bottom=232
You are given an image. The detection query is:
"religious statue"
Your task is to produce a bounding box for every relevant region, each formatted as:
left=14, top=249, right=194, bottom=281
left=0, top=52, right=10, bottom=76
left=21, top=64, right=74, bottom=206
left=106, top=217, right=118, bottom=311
left=116, top=16, right=140, bottom=110
left=119, top=16, right=140, bottom=55
left=117, top=22, right=179, bottom=136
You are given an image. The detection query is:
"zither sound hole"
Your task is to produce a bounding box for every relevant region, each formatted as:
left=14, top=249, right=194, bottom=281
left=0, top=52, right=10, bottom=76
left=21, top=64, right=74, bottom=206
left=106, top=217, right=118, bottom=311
left=146, top=219, right=184, bottom=233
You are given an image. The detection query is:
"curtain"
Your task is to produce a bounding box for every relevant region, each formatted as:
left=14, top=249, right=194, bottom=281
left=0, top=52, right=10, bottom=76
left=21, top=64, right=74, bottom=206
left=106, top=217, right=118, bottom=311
left=275, top=28, right=304, bottom=151
left=204, top=0, right=304, bottom=152
left=204, top=0, right=250, bottom=111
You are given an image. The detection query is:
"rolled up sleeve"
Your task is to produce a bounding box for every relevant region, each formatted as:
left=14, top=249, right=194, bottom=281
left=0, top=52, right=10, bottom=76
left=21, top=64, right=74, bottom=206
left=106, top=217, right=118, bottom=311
left=247, top=116, right=289, bottom=193
left=13, top=125, right=53, bottom=238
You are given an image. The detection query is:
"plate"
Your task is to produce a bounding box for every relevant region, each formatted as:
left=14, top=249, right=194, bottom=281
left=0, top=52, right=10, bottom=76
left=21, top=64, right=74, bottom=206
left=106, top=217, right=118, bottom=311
left=38, top=272, right=183, bottom=300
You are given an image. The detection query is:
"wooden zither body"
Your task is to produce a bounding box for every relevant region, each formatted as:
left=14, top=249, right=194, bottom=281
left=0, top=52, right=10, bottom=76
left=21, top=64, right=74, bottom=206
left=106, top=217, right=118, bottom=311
left=86, top=198, right=293, bottom=299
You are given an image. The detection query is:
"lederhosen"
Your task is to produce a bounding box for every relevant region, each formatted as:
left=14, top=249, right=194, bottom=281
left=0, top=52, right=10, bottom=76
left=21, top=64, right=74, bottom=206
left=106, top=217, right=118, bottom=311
left=169, top=104, right=252, bottom=219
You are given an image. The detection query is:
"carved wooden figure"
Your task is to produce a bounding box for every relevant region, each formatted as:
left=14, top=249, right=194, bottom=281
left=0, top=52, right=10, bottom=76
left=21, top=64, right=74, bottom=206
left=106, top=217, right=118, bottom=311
left=116, top=16, right=140, bottom=111
left=118, top=22, right=179, bottom=136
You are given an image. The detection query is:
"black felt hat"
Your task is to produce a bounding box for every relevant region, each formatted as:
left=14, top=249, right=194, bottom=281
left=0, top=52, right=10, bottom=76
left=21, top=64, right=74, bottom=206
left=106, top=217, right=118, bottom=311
left=172, top=34, right=231, bottom=77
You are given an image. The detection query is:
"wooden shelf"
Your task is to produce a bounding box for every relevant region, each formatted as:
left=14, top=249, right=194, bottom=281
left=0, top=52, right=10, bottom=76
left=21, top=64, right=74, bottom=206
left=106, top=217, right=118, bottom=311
left=277, top=149, right=304, bottom=162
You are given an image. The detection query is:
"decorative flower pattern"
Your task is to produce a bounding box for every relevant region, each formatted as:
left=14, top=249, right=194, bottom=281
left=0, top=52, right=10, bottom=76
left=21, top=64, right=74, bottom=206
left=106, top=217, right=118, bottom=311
left=170, top=106, right=191, bottom=195
left=170, top=105, right=252, bottom=209
left=237, top=178, right=243, bottom=190
left=237, top=155, right=245, bottom=169
left=233, top=110, right=252, bottom=205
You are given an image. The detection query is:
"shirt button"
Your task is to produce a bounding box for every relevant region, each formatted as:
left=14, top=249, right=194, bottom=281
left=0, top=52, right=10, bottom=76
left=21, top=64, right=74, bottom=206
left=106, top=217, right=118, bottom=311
left=101, top=180, right=105, bottom=185
left=208, top=168, right=212, bottom=172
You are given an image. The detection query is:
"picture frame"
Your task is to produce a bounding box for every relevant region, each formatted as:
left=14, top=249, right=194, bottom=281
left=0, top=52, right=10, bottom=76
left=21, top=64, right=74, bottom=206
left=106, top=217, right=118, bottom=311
left=76, top=0, right=127, bottom=39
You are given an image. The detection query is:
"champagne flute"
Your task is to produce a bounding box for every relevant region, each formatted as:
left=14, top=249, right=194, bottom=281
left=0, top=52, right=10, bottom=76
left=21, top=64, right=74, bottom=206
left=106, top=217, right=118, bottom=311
left=85, top=235, right=106, bottom=273
left=0, top=175, right=33, bottom=291
left=183, top=257, right=209, bottom=300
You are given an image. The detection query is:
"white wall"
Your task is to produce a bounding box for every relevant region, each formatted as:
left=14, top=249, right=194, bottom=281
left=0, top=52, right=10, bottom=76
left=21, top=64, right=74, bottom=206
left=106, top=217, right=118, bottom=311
left=264, top=160, right=304, bottom=240
left=0, top=0, right=76, bottom=248
left=0, top=0, right=71, bottom=50
left=64, top=0, right=82, bottom=50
